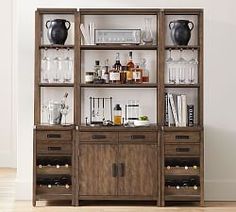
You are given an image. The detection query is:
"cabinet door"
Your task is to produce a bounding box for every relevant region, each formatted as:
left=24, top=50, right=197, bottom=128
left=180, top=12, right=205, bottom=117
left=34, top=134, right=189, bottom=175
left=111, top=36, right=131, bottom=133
left=79, top=144, right=117, bottom=196
left=118, top=144, right=158, bottom=196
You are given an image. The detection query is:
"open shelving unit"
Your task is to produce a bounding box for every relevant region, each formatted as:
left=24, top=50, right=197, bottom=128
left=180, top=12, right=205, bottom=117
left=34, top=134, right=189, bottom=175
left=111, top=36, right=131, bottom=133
left=33, top=8, right=204, bottom=207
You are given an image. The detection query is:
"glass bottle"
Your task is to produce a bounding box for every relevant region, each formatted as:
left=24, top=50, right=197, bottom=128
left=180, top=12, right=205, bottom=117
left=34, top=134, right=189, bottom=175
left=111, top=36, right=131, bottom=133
left=126, top=51, right=134, bottom=83
left=113, top=52, right=122, bottom=71
left=142, top=18, right=153, bottom=45
left=113, top=104, right=122, bottom=125
left=101, top=59, right=109, bottom=84
left=140, top=58, right=149, bottom=83
left=132, top=64, right=143, bottom=83
left=120, top=66, right=127, bottom=84
left=94, top=60, right=101, bottom=79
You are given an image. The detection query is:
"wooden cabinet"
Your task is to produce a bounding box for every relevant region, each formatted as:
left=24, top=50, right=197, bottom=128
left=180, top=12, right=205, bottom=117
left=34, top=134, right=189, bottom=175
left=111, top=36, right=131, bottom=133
left=118, top=144, right=158, bottom=197
left=33, top=8, right=204, bottom=207
left=79, top=144, right=117, bottom=196
left=78, top=132, right=158, bottom=199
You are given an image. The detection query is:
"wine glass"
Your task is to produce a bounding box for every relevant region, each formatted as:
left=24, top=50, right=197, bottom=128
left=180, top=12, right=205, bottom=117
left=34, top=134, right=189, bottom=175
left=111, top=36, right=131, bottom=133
left=177, top=49, right=187, bottom=84
left=188, top=49, right=198, bottom=84
left=63, top=48, right=73, bottom=83
left=41, top=48, right=50, bottom=83
left=53, top=48, right=62, bottom=82
left=166, top=49, right=176, bottom=84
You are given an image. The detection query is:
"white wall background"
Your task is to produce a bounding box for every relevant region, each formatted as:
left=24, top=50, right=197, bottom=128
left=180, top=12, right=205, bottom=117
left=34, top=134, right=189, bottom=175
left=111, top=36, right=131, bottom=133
left=0, top=0, right=16, bottom=168
left=12, top=0, right=236, bottom=201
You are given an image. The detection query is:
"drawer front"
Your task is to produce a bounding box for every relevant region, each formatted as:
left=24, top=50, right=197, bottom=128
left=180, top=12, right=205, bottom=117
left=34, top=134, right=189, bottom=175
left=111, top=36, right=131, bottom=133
left=36, top=130, right=72, bottom=141
left=37, top=141, right=72, bottom=154
left=165, top=144, right=200, bottom=156
left=37, top=185, right=72, bottom=195
left=164, top=132, right=200, bottom=143
left=119, top=132, right=156, bottom=143
left=165, top=186, right=200, bottom=196
left=80, top=132, right=118, bottom=142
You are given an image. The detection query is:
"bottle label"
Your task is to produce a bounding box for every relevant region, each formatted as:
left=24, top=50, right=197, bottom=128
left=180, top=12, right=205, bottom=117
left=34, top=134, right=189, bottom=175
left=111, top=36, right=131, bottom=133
left=133, top=71, right=141, bottom=80
left=85, top=75, right=94, bottom=83
left=110, top=72, right=120, bottom=81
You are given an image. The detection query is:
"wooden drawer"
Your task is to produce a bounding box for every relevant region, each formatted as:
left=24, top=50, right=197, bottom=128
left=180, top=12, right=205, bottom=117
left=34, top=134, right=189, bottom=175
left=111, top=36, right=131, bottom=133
left=165, top=144, right=200, bottom=156
left=119, top=132, right=156, bottom=143
left=164, top=132, right=200, bottom=143
left=165, top=167, right=200, bottom=176
left=37, top=166, right=72, bottom=175
left=80, top=132, right=118, bottom=142
left=37, top=141, right=72, bottom=154
left=37, top=185, right=72, bottom=195
left=165, top=186, right=200, bottom=196
left=36, top=130, right=72, bottom=141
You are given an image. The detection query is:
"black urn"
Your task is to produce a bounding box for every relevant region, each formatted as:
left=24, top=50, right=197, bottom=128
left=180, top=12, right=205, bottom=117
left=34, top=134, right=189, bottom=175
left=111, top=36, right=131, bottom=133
left=169, top=20, right=194, bottom=46
left=46, top=19, right=71, bottom=45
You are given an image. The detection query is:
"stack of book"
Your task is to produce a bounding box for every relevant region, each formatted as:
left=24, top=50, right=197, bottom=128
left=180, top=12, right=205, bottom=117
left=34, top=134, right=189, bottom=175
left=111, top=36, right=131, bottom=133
left=165, top=93, right=194, bottom=127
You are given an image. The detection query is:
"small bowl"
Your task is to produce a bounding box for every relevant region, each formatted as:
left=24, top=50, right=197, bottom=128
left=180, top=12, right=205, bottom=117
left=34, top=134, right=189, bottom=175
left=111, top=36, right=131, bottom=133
left=133, top=120, right=150, bottom=127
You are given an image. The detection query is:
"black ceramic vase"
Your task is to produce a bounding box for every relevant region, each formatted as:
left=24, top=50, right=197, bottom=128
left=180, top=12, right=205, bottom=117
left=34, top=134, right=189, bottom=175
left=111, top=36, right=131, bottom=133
left=169, top=20, right=194, bottom=46
left=46, top=19, right=71, bottom=45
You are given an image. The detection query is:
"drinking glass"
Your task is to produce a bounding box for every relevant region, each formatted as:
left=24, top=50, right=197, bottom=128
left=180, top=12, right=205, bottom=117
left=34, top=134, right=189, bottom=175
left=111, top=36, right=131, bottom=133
left=63, top=48, right=73, bottom=83
left=177, top=49, right=187, bottom=84
left=166, top=49, right=176, bottom=84
left=188, top=49, right=198, bottom=84
left=41, top=48, right=50, bottom=83
left=53, top=49, right=62, bottom=82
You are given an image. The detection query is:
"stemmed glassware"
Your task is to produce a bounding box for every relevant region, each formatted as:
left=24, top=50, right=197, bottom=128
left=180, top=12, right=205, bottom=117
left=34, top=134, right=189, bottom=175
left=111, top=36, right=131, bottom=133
left=188, top=49, right=198, bottom=84
left=63, top=48, right=73, bottom=83
left=53, top=48, right=62, bottom=82
left=177, top=49, right=187, bottom=84
left=41, top=48, right=50, bottom=83
left=166, top=49, right=176, bottom=84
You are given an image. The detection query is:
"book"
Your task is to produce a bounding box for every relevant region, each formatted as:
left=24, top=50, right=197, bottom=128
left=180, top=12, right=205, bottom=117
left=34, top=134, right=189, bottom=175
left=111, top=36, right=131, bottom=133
left=169, top=93, right=179, bottom=127
left=181, top=95, right=187, bottom=127
left=187, top=104, right=194, bottom=127
left=177, top=95, right=182, bottom=126
left=80, top=23, right=90, bottom=45
left=165, top=93, right=169, bottom=126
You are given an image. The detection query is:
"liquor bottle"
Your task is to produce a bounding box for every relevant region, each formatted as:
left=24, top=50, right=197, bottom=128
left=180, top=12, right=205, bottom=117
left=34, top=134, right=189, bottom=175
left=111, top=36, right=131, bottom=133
left=140, top=58, right=149, bottom=83
left=113, top=52, right=122, bottom=71
left=132, top=64, right=143, bottom=83
left=93, top=60, right=105, bottom=84
left=101, top=59, right=109, bottom=84
left=126, top=51, right=134, bottom=83
left=120, top=66, right=127, bottom=84
left=113, top=104, right=122, bottom=125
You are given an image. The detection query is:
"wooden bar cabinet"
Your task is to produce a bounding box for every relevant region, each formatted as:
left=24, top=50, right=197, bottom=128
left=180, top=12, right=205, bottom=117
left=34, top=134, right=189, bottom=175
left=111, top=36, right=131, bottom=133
left=33, top=8, right=204, bottom=207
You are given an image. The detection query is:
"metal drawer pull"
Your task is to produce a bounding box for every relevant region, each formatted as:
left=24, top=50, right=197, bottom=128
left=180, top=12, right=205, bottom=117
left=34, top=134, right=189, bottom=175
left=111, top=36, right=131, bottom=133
left=118, top=163, right=125, bottom=177
left=92, top=135, right=106, bottom=139
left=176, top=147, right=190, bottom=152
left=47, top=134, right=61, bottom=139
left=112, top=163, right=117, bottom=177
left=175, top=135, right=190, bottom=140
left=131, top=135, right=145, bottom=139
left=48, top=146, right=62, bottom=151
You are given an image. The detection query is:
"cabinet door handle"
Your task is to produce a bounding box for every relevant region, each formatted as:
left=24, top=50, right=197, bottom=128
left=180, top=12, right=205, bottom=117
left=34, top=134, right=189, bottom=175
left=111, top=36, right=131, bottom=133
left=48, top=146, right=62, bottom=151
left=47, top=134, right=61, bottom=139
left=92, top=135, right=106, bottom=139
left=175, top=135, right=190, bottom=140
left=118, top=163, right=125, bottom=177
left=176, top=147, right=190, bottom=152
left=112, top=163, right=117, bottom=177
left=131, top=135, right=145, bottom=140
